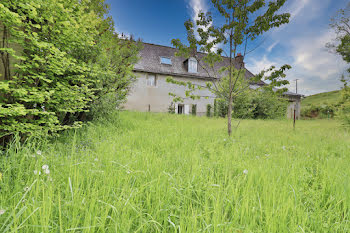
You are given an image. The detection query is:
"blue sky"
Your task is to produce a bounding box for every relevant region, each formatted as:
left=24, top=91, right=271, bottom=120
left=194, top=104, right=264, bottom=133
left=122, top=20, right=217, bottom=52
left=107, top=0, right=348, bottom=95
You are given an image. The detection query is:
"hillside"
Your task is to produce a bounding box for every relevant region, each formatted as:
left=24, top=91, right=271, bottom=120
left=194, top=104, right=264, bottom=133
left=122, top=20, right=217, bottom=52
left=301, top=90, right=341, bottom=107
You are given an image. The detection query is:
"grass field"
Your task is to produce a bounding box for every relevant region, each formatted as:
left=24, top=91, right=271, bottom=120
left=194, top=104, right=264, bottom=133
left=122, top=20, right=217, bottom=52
left=1, top=112, right=350, bottom=232
left=302, top=90, right=341, bottom=108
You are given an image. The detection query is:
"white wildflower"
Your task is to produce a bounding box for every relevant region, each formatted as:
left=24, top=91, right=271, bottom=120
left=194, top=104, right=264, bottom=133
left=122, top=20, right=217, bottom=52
left=0, top=209, right=5, bottom=215
left=243, top=169, right=248, bottom=175
left=265, top=154, right=270, bottom=157
left=42, top=165, right=49, bottom=170
left=282, top=146, right=286, bottom=151
left=223, top=139, right=227, bottom=142
left=36, top=150, right=42, bottom=155
left=34, top=170, right=41, bottom=175
left=24, top=186, right=30, bottom=192
left=44, top=169, right=50, bottom=175
left=94, top=158, right=98, bottom=162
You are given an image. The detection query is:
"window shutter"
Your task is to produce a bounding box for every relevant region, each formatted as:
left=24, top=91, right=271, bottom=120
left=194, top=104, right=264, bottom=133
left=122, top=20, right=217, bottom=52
left=175, top=103, right=178, bottom=114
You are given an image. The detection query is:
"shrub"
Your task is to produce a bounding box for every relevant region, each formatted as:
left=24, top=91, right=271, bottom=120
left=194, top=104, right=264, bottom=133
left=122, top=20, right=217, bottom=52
left=301, top=104, right=336, bottom=119
left=168, top=103, right=175, bottom=114
left=206, top=104, right=212, bottom=117
left=216, top=89, right=288, bottom=119
left=192, top=104, right=197, bottom=116
left=0, top=0, right=140, bottom=146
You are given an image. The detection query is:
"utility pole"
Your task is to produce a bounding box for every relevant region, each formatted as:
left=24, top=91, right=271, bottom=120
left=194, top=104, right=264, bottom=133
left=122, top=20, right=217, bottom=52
left=294, top=79, right=299, bottom=94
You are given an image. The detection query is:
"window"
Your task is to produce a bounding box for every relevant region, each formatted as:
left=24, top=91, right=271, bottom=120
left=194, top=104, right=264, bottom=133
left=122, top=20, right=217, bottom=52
left=160, top=57, right=172, bottom=65
left=188, top=57, right=197, bottom=73
left=147, top=74, right=156, bottom=86
left=177, top=104, right=184, bottom=114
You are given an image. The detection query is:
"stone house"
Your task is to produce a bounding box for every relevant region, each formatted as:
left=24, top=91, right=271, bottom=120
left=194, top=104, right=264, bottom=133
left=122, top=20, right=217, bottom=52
left=124, top=42, right=302, bottom=118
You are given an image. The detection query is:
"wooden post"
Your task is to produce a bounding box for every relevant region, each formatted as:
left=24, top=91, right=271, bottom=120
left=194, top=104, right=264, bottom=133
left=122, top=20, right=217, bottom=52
left=293, top=109, right=296, bottom=130
left=148, top=104, right=151, bottom=112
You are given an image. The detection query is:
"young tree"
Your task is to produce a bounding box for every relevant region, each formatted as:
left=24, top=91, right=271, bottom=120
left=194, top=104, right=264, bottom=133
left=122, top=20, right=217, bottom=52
left=167, top=0, right=291, bottom=136
left=327, top=3, right=350, bottom=127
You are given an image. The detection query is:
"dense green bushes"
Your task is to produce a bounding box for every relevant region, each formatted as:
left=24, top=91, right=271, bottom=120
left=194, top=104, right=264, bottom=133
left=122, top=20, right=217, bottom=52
left=301, top=104, right=336, bottom=119
left=212, top=89, right=288, bottom=119
left=0, top=0, right=140, bottom=146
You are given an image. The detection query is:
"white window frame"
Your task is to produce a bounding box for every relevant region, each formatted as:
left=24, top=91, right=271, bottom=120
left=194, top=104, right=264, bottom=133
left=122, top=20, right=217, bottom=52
left=160, top=56, right=172, bottom=65
left=188, top=57, right=198, bottom=73
left=146, top=74, right=156, bottom=87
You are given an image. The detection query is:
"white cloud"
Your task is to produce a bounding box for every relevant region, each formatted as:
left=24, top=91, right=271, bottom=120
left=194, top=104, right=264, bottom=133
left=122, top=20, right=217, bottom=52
left=288, top=0, right=310, bottom=20
left=266, top=41, right=279, bottom=53
left=247, top=55, right=277, bottom=75
left=246, top=0, right=348, bottom=95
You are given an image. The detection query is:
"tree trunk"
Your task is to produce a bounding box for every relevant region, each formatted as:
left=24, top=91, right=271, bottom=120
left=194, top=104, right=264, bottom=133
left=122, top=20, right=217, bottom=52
left=227, top=93, right=233, bottom=136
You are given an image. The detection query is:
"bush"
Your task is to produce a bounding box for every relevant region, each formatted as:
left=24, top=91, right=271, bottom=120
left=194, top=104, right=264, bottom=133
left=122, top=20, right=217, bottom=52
left=206, top=104, right=212, bottom=117
left=216, top=89, right=288, bottom=119
left=168, top=103, right=175, bottom=114
left=301, top=104, right=336, bottom=119
left=0, top=0, right=140, bottom=146
left=192, top=104, right=197, bottom=116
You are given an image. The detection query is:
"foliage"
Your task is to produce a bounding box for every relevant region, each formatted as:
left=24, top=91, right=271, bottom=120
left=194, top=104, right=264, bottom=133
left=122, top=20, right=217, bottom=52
left=1, top=111, right=350, bottom=232
left=337, top=80, right=350, bottom=126
left=206, top=104, right=212, bottom=117
left=0, top=0, right=140, bottom=146
left=167, top=0, right=291, bottom=135
left=214, top=88, right=288, bottom=119
left=327, top=3, right=350, bottom=126
left=168, top=102, right=175, bottom=114
left=301, top=104, right=336, bottom=119
left=191, top=104, right=197, bottom=116
left=213, top=99, right=218, bottom=117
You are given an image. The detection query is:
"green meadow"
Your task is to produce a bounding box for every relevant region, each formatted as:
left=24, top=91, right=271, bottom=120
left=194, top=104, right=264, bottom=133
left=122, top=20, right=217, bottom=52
left=302, top=90, right=341, bottom=108
left=1, top=112, right=349, bottom=232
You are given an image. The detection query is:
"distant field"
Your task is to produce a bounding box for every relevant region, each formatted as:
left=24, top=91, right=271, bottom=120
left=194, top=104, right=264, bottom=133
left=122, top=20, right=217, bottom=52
left=302, top=90, right=341, bottom=107
left=1, top=112, right=350, bottom=232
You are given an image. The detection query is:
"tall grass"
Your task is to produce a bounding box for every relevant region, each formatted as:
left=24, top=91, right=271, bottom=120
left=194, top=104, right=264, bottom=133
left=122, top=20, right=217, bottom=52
left=1, top=111, right=349, bottom=232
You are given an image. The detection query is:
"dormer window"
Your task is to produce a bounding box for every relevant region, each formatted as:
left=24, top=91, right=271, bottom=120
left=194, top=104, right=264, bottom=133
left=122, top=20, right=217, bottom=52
left=160, top=57, right=172, bottom=65
left=188, top=57, right=197, bottom=73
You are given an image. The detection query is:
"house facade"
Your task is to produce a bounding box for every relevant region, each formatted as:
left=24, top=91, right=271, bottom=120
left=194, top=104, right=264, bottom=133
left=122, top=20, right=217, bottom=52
left=124, top=42, right=302, bottom=118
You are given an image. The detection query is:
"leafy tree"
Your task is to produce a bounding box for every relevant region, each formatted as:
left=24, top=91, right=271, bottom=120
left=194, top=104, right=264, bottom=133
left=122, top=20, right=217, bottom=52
left=327, top=3, right=350, bottom=127
left=0, top=0, right=140, bottom=146
left=167, top=0, right=291, bottom=136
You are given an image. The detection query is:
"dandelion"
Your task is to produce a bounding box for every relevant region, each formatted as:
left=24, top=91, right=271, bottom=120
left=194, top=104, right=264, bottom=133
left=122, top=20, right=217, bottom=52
left=42, top=165, right=49, bottom=170
left=243, top=169, right=248, bottom=175
left=36, top=150, right=42, bottom=156
left=34, top=170, right=41, bottom=175
left=44, top=169, right=50, bottom=175
left=0, top=209, right=5, bottom=215
left=24, top=186, right=30, bottom=192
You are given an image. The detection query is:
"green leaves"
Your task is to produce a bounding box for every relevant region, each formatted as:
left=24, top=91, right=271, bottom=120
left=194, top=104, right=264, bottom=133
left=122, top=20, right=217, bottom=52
left=0, top=0, right=140, bottom=145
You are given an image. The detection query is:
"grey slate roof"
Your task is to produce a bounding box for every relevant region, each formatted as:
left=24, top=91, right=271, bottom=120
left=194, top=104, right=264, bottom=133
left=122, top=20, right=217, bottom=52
left=134, top=43, right=260, bottom=83
left=134, top=42, right=301, bottom=97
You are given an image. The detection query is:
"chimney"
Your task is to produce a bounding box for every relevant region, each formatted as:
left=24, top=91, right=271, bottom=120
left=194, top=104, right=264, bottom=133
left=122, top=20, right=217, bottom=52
left=235, top=53, right=244, bottom=68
